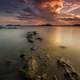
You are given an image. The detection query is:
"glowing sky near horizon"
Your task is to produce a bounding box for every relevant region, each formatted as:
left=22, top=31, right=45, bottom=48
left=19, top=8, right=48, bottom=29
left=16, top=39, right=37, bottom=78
left=0, top=0, right=80, bottom=25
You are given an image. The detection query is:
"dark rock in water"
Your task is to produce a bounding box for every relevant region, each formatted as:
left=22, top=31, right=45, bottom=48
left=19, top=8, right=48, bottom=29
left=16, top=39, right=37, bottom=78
left=40, top=24, right=53, bottom=26
left=20, top=54, right=25, bottom=58
left=57, top=58, right=71, bottom=68
left=27, top=31, right=37, bottom=38
left=26, top=33, right=33, bottom=39
left=26, top=31, right=43, bottom=43
left=36, top=37, right=43, bottom=42
left=64, top=72, right=72, bottom=80
left=57, top=58, right=80, bottom=80
left=60, top=45, right=67, bottom=49
left=32, top=31, right=38, bottom=35
left=28, top=39, right=34, bottom=43
left=57, top=58, right=65, bottom=67
left=26, top=31, right=38, bottom=43
left=71, top=71, right=79, bottom=80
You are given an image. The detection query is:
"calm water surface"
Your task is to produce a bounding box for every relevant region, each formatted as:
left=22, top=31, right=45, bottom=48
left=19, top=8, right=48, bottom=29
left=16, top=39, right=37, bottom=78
left=0, top=26, right=80, bottom=73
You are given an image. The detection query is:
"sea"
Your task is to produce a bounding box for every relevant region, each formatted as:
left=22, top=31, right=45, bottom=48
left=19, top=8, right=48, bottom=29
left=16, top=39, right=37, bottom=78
left=0, top=26, right=80, bottom=80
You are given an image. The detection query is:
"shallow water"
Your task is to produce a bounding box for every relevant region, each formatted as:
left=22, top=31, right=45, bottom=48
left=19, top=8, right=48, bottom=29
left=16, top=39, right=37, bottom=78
left=0, top=26, right=80, bottom=79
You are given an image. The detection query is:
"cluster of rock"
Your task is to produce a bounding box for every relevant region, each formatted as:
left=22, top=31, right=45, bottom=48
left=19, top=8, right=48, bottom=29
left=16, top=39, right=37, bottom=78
left=0, top=31, right=80, bottom=80
left=17, top=31, right=80, bottom=80
left=17, top=31, right=50, bottom=80
left=26, top=31, right=43, bottom=51
left=57, top=58, right=80, bottom=80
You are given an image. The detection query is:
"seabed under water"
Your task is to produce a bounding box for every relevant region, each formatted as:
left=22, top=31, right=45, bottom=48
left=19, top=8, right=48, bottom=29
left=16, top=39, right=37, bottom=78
left=0, top=30, right=80, bottom=80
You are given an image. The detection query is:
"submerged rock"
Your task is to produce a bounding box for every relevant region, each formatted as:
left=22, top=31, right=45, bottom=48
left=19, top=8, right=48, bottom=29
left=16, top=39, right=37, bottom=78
left=60, top=45, right=67, bottom=49
left=36, top=37, right=43, bottom=42
left=56, top=58, right=80, bottom=80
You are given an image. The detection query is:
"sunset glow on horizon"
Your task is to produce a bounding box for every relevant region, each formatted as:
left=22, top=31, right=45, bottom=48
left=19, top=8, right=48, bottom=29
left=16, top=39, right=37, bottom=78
left=0, top=0, right=79, bottom=25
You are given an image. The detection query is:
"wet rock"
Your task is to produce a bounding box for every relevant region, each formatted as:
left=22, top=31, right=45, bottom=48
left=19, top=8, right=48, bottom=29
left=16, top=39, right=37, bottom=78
left=36, top=37, right=43, bottom=42
left=60, top=45, right=67, bottom=49
left=71, top=71, right=80, bottom=80
left=64, top=72, right=72, bottom=80
left=28, top=39, right=34, bottom=43
left=32, top=31, right=38, bottom=35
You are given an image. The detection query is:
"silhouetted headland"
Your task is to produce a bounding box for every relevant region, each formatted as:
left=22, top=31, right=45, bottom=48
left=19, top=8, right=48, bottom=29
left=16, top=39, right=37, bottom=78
left=74, top=24, right=80, bottom=26
left=40, top=23, right=53, bottom=26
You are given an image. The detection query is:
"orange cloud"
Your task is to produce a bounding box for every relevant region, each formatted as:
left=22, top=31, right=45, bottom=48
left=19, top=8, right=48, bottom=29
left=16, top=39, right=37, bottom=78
left=38, top=0, right=64, bottom=14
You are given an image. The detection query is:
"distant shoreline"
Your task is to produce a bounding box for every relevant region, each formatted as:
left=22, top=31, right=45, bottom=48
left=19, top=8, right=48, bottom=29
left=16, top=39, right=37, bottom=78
left=0, top=25, right=80, bottom=29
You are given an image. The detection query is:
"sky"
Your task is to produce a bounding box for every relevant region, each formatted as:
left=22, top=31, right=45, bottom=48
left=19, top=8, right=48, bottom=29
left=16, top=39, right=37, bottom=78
left=0, top=0, right=80, bottom=25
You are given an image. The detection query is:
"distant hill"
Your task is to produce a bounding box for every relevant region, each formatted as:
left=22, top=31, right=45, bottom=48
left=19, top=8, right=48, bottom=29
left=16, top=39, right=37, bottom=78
left=6, top=24, right=21, bottom=26
left=40, top=24, right=53, bottom=26
left=74, top=24, right=80, bottom=26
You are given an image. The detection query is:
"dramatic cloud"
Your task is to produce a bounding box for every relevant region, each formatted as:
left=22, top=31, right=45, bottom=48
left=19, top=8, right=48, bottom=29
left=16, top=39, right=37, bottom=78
left=16, top=0, right=65, bottom=24
left=0, top=0, right=80, bottom=25
left=62, top=2, right=80, bottom=13
left=38, top=0, right=64, bottom=14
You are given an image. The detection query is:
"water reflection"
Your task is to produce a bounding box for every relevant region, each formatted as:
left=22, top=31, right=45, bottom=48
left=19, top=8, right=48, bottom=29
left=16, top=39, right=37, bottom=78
left=41, top=27, right=72, bottom=47
left=0, top=26, right=80, bottom=72
left=48, top=27, right=62, bottom=45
